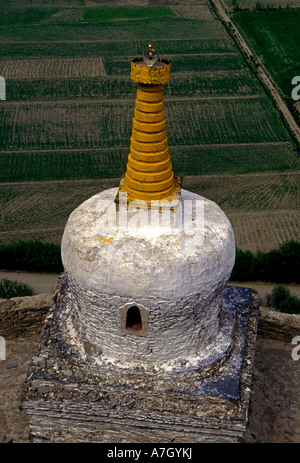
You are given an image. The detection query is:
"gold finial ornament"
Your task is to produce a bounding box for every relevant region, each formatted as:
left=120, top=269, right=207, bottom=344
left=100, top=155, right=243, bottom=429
left=115, top=46, right=181, bottom=208
left=145, top=43, right=155, bottom=59
left=131, top=43, right=170, bottom=85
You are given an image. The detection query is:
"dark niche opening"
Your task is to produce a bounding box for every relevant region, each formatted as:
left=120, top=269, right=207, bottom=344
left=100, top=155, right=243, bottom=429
left=126, top=306, right=143, bottom=332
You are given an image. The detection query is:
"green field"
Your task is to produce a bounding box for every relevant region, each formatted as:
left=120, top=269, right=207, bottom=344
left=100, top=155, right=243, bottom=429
left=0, top=2, right=299, bottom=252
left=0, top=38, right=234, bottom=60
left=0, top=97, right=290, bottom=151
left=0, top=143, right=298, bottom=183
left=0, top=17, right=226, bottom=43
left=3, top=70, right=260, bottom=102
left=224, top=0, right=300, bottom=9
left=0, top=7, right=60, bottom=26
left=84, top=7, right=176, bottom=22
left=232, top=8, right=300, bottom=100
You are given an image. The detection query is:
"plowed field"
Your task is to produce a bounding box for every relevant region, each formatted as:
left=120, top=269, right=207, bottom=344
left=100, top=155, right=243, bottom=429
left=0, top=1, right=299, bottom=253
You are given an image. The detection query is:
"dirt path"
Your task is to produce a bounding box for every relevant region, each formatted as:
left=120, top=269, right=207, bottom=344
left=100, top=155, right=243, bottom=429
left=0, top=271, right=59, bottom=295
left=229, top=281, right=300, bottom=301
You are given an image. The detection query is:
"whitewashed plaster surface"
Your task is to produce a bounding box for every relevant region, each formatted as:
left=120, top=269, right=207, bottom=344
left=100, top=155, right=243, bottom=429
left=61, top=188, right=236, bottom=363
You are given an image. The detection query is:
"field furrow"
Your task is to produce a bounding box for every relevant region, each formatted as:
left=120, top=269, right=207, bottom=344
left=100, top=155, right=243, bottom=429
left=0, top=18, right=227, bottom=43
left=0, top=177, right=299, bottom=251
left=0, top=142, right=299, bottom=183
left=0, top=38, right=235, bottom=60
left=0, top=2, right=298, bottom=258
left=228, top=210, right=300, bottom=252
left=3, top=69, right=261, bottom=102
left=0, top=57, right=106, bottom=80
left=184, top=172, right=300, bottom=212
left=0, top=96, right=290, bottom=152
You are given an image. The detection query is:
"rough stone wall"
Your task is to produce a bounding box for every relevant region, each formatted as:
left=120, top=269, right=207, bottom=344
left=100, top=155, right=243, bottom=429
left=0, top=294, right=53, bottom=339
left=258, top=307, right=300, bottom=341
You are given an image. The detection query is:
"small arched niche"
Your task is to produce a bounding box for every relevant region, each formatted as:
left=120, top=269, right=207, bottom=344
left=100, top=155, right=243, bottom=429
left=120, top=303, right=149, bottom=337
left=126, top=306, right=143, bottom=332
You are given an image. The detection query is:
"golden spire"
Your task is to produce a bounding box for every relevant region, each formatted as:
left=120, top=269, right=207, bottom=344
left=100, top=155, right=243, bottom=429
left=115, top=45, right=181, bottom=208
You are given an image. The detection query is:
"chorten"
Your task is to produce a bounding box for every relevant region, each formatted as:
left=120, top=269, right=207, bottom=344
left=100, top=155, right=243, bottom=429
left=22, top=46, right=259, bottom=443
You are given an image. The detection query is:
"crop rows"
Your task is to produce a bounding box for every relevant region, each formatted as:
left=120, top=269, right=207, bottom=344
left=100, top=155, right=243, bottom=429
left=103, top=53, right=243, bottom=77
left=2, top=0, right=84, bottom=8
left=0, top=176, right=299, bottom=251
left=0, top=142, right=299, bottom=183
left=0, top=96, right=290, bottom=152
left=169, top=4, right=215, bottom=20
left=0, top=38, right=235, bottom=60
left=165, top=97, right=289, bottom=146
left=0, top=18, right=227, bottom=43
left=0, top=149, right=128, bottom=182
left=0, top=178, right=118, bottom=244
left=0, top=57, right=106, bottom=80
left=4, top=68, right=260, bottom=102
left=225, top=0, right=300, bottom=8
left=172, top=143, right=299, bottom=177
left=232, top=9, right=300, bottom=99
left=184, top=171, right=300, bottom=212
left=228, top=210, right=300, bottom=252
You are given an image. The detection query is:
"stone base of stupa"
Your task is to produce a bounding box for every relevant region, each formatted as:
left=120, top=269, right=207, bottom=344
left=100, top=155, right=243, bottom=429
left=21, top=275, right=259, bottom=443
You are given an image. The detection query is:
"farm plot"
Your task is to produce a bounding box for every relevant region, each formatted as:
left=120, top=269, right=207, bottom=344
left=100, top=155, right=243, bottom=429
left=183, top=171, right=300, bottom=212
left=171, top=143, right=300, bottom=176
left=3, top=67, right=260, bottom=103
left=0, top=173, right=299, bottom=251
left=232, top=9, right=300, bottom=100
left=4, top=76, right=134, bottom=102
left=103, top=53, right=243, bottom=77
left=0, top=57, right=106, bottom=80
left=166, top=69, right=261, bottom=98
left=0, top=178, right=119, bottom=245
left=2, top=0, right=84, bottom=7
left=224, top=0, right=300, bottom=10
left=227, top=210, right=300, bottom=252
left=0, top=6, right=60, bottom=26
left=0, top=143, right=298, bottom=183
left=0, top=96, right=290, bottom=152
left=0, top=17, right=227, bottom=43
left=83, top=6, right=176, bottom=21
left=0, top=149, right=128, bottom=182
left=1, top=101, right=133, bottom=151
left=169, top=4, right=216, bottom=20
left=165, top=97, right=290, bottom=146
left=0, top=38, right=235, bottom=60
